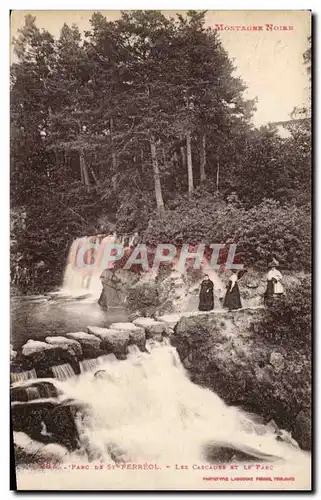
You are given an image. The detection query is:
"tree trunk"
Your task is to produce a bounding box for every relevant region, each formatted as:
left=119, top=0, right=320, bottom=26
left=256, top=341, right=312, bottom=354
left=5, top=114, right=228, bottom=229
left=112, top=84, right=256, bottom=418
left=110, top=117, right=117, bottom=172
left=89, top=165, right=98, bottom=184
left=180, top=146, right=186, bottom=169
left=80, top=149, right=90, bottom=186
left=150, top=137, right=165, bottom=215
left=200, top=134, right=207, bottom=183
left=186, top=130, right=194, bottom=198
left=80, top=153, right=84, bottom=184
left=216, top=160, right=220, bottom=192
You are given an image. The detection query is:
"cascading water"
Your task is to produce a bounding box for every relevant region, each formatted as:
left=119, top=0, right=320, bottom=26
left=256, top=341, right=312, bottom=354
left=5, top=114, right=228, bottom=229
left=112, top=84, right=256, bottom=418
left=11, top=369, right=37, bottom=383
left=52, top=364, right=76, bottom=381
left=79, top=358, right=100, bottom=374
left=62, top=234, right=132, bottom=298
left=14, top=340, right=310, bottom=490
left=62, top=233, right=226, bottom=302
left=25, top=386, right=40, bottom=401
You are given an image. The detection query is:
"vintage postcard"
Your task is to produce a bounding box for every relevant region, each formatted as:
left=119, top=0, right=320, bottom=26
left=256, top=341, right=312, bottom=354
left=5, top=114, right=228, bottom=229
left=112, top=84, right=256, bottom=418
left=10, top=9, right=312, bottom=491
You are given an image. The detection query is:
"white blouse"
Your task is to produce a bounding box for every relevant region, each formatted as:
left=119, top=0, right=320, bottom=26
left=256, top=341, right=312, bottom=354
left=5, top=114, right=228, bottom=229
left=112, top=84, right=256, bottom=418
left=267, top=269, right=284, bottom=294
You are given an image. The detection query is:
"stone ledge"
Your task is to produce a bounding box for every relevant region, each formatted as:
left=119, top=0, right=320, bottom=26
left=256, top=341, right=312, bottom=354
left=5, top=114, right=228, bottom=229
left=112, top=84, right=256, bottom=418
left=87, top=326, right=131, bottom=357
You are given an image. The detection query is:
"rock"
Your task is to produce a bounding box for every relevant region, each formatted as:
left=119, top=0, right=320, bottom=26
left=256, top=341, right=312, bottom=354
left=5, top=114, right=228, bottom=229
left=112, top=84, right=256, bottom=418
left=269, top=352, right=285, bottom=373
left=98, top=288, right=108, bottom=310
left=21, top=340, right=77, bottom=377
left=66, top=331, right=102, bottom=358
left=182, top=352, right=193, bottom=369
left=100, top=268, right=138, bottom=307
left=276, top=429, right=299, bottom=448
left=132, top=318, right=169, bottom=340
left=45, top=336, right=83, bottom=359
left=87, top=326, right=130, bottom=357
left=11, top=399, right=80, bottom=451
left=22, top=340, right=53, bottom=357
left=168, top=289, right=311, bottom=446
left=292, top=410, right=311, bottom=451
left=266, top=419, right=279, bottom=433
left=156, top=313, right=182, bottom=329
left=10, top=344, right=17, bottom=361
left=172, top=314, right=225, bottom=361
left=109, top=322, right=146, bottom=348
left=14, top=431, right=68, bottom=465
left=11, top=380, right=61, bottom=403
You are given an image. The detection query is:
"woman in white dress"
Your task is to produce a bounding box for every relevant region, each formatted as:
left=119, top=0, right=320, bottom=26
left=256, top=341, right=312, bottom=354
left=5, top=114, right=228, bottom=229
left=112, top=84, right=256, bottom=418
left=264, top=260, right=284, bottom=304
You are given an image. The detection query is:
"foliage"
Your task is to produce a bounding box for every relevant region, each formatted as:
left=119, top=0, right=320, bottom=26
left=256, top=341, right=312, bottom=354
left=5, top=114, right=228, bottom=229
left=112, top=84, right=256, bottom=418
left=255, top=276, right=312, bottom=352
left=143, top=195, right=311, bottom=270
left=234, top=200, right=311, bottom=270
left=126, top=282, right=160, bottom=316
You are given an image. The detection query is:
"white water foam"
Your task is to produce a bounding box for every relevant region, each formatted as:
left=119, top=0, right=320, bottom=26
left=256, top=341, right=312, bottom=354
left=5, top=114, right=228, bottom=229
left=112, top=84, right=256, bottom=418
left=15, top=341, right=310, bottom=490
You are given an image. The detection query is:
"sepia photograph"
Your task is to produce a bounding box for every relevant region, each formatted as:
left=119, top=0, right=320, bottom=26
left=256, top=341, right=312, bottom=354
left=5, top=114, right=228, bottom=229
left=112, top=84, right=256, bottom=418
left=10, top=9, right=312, bottom=491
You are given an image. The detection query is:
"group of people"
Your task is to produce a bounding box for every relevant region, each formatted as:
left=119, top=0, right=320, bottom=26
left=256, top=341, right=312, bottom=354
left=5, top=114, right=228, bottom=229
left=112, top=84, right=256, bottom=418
left=11, top=260, right=50, bottom=293
left=198, top=259, right=284, bottom=312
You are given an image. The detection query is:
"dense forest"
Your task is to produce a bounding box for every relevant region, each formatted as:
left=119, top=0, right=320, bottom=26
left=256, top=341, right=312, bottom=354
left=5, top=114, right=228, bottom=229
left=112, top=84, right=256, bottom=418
left=10, top=11, right=311, bottom=292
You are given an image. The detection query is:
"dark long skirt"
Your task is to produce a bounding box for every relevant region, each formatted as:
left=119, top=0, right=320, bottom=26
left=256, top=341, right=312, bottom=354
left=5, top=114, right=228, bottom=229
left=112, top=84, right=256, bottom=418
left=198, top=280, right=214, bottom=311
left=223, top=282, right=242, bottom=310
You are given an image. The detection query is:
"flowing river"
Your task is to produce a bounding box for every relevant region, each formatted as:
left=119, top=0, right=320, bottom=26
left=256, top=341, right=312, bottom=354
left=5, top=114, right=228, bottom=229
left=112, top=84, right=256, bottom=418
left=11, top=235, right=311, bottom=490
left=13, top=340, right=310, bottom=490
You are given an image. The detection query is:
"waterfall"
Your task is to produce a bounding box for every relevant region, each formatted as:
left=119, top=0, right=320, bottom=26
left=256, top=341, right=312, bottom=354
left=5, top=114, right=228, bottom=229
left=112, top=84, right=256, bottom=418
left=25, top=386, right=40, bottom=400
left=97, top=353, right=117, bottom=365
left=52, top=363, right=76, bottom=381
left=14, top=342, right=310, bottom=491
left=62, top=234, right=132, bottom=297
left=62, top=234, right=225, bottom=300
left=11, top=369, right=37, bottom=383
left=62, top=235, right=105, bottom=296
left=80, top=358, right=100, bottom=374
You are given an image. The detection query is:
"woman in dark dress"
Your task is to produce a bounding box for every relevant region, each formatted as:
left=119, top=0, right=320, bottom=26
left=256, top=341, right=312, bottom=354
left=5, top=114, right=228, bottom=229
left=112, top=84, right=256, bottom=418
left=198, top=274, right=214, bottom=311
left=223, top=271, right=242, bottom=311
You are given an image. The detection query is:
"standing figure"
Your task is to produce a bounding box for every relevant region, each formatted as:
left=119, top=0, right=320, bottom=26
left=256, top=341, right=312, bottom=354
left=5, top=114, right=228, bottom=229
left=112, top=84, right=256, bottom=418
left=223, top=270, right=242, bottom=311
left=12, top=264, right=20, bottom=285
left=264, top=261, right=284, bottom=304
left=198, top=274, right=214, bottom=311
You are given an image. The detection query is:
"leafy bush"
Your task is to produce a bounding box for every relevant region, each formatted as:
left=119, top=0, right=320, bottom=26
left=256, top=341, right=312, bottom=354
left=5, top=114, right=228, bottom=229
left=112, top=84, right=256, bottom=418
left=255, top=275, right=311, bottom=353
left=234, top=200, right=311, bottom=270
left=142, top=196, right=311, bottom=270
left=126, top=282, right=160, bottom=316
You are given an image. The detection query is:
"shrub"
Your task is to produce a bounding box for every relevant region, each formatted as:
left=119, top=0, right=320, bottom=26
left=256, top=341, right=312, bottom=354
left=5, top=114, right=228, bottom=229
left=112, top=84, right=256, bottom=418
left=142, top=196, right=311, bottom=270
left=126, top=282, right=160, bottom=316
left=255, top=275, right=311, bottom=353
left=234, top=200, right=311, bottom=270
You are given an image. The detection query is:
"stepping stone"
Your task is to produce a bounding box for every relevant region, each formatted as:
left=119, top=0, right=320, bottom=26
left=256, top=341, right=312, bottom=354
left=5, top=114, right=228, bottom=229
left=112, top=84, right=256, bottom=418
left=132, top=318, right=169, bottom=339
left=45, top=336, right=83, bottom=359
left=108, top=322, right=146, bottom=349
left=21, top=340, right=78, bottom=378
left=65, top=332, right=101, bottom=358
left=155, top=314, right=182, bottom=329
left=87, top=326, right=131, bottom=356
left=22, top=340, right=55, bottom=357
